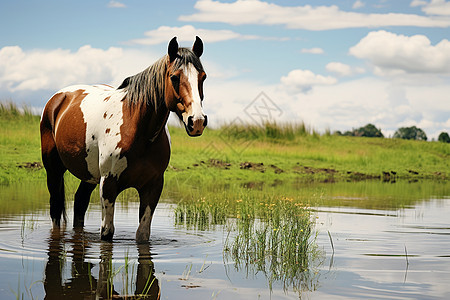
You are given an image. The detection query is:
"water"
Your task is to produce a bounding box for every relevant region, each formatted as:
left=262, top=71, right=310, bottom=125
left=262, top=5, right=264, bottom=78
left=312, top=199, right=450, bottom=299
left=0, top=181, right=449, bottom=299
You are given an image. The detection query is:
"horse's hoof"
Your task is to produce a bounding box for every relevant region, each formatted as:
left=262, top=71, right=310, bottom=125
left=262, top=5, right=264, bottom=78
left=101, top=228, right=114, bottom=241
left=135, top=232, right=150, bottom=244
left=73, top=219, right=85, bottom=228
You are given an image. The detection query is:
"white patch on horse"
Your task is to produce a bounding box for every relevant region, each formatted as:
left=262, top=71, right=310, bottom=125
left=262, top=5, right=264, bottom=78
left=100, top=176, right=115, bottom=237
left=74, top=85, right=128, bottom=183
left=136, top=206, right=152, bottom=243
left=181, top=63, right=204, bottom=125
left=101, top=198, right=115, bottom=237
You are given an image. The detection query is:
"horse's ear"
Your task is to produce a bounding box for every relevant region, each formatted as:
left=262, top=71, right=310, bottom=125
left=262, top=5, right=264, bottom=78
left=117, top=77, right=130, bottom=90
left=168, top=37, right=179, bottom=62
left=192, top=36, right=203, bottom=58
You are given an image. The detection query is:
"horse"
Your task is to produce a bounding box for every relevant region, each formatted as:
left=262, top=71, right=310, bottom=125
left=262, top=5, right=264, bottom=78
left=40, top=36, right=207, bottom=242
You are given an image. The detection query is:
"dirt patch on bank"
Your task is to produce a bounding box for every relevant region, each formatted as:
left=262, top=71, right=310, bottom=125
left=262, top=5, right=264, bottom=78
left=240, top=162, right=265, bottom=173
left=293, top=165, right=337, bottom=175
left=17, top=162, right=43, bottom=170
left=197, top=159, right=232, bottom=169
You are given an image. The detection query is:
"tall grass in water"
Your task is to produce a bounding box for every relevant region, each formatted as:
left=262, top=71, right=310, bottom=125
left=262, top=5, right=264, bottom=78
left=224, top=195, right=321, bottom=293
left=174, top=190, right=322, bottom=294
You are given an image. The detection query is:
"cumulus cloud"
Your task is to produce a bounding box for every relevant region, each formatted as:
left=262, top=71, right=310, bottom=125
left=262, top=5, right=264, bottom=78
left=179, top=0, right=450, bottom=30
left=280, top=69, right=337, bottom=93
left=0, top=45, right=160, bottom=93
left=275, top=77, right=450, bottom=139
left=352, top=0, right=365, bottom=9
left=412, top=0, right=450, bottom=16
left=129, top=25, right=279, bottom=45
left=349, top=30, right=450, bottom=75
left=326, top=62, right=365, bottom=77
left=301, top=47, right=324, bottom=54
left=108, top=1, right=127, bottom=8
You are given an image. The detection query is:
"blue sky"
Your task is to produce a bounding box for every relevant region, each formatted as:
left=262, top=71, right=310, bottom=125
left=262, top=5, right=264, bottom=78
left=1, top=0, right=449, bottom=138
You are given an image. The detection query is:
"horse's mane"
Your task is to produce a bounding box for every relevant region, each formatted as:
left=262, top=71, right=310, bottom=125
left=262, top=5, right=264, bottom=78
left=118, top=48, right=204, bottom=110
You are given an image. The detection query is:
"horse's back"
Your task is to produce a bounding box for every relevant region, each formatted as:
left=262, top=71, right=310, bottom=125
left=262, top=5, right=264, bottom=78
left=41, top=84, right=120, bottom=183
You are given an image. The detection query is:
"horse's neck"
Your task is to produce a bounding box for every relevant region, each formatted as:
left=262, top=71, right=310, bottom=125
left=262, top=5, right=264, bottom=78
left=141, top=102, right=170, bottom=143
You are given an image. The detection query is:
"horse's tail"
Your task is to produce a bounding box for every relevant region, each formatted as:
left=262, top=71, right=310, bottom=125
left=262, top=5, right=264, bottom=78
left=40, top=92, right=68, bottom=227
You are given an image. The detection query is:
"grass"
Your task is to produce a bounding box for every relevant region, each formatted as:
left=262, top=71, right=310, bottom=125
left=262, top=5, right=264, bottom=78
left=0, top=103, right=43, bottom=185
left=223, top=195, right=321, bottom=293
left=1, top=102, right=449, bottom=186
left=173, top=184, right=323, bottom=293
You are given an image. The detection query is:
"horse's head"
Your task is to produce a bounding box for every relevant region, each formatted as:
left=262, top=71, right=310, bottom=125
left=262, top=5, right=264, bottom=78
left=165, top=36, right=207, bottom=137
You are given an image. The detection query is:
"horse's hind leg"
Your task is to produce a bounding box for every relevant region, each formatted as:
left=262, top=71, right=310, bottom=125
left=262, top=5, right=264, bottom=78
left=42, top=148, right=67, bottom=228
left=73, top=181, right=97, bottom=227
left=41, top=120, right=67, bottom=228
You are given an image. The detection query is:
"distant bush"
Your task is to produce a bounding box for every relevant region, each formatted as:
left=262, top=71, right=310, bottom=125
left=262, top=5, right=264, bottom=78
left=334, top=123, right=383, bottom=138
left=438, top=132, right=450, bottom=143
left=393, top=126, right=427, bottom=141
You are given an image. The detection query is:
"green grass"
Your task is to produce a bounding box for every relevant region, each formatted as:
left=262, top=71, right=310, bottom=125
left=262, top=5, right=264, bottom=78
left=1, top=102, right=449, bottom=186
left=165, top=121, right=449, bottom=187
left=0, top=103, right=43, bottom=184
left=173, top=186, right=322, bottom=293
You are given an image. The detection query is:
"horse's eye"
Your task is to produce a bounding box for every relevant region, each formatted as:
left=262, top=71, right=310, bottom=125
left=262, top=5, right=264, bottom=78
left=170, top=75, right=180, bottom=94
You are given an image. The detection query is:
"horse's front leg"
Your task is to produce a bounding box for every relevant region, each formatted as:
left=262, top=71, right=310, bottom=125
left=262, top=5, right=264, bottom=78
left=136, top=177, right=164, bottom=243
left=99, top=175, right=119, bottom=241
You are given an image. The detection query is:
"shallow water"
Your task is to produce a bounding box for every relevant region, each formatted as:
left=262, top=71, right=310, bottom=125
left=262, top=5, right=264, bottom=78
left=0, top=180, right=449, bottom=299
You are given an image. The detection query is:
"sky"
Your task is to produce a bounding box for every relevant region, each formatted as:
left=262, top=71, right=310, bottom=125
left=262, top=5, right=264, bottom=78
left=1, top=0, right=449, bottom=139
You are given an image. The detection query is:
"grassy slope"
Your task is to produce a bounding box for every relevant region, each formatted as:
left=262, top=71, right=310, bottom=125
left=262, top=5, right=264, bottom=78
left=167, top=124, right=449, bottom=184
left=0, top=108, right=449, bottom=185
left=0, top=107, right=43, bottom=184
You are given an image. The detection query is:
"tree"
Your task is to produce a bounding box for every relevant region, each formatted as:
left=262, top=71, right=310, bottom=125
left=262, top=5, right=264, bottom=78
left=438, top=132, right=450, bottom=143
left=354, top=123, right=384, bottom=138
left=338, top=124, right=384, bottom=137
left=393, top=126, right=427, bottom=141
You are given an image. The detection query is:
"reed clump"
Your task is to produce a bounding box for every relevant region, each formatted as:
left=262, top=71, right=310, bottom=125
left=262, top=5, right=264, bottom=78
left=173, top=191, right=321, bottom=293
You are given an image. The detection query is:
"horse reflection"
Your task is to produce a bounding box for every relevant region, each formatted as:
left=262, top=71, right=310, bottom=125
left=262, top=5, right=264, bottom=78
left=44, top=230, right=160, bottom=299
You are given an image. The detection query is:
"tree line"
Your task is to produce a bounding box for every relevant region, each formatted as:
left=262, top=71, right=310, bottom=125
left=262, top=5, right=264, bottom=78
left=334, top=124, right=450, bottom=143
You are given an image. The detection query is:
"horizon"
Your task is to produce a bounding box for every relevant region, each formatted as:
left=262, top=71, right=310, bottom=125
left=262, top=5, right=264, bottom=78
left=1, top=0, right=449, bottom=139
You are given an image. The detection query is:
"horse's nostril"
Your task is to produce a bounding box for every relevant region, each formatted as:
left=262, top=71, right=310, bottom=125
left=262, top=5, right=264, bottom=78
left=187, top=116, right=194, bottom=132
left=203, top=115, right=208, bottom=127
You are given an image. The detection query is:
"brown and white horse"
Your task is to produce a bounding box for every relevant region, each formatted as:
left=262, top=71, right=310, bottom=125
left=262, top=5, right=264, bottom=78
left=40, top=37, right=207, bottom=242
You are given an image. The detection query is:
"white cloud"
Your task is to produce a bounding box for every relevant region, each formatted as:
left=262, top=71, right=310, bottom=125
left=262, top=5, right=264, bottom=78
left=349, top=30, right=450, bottom=75
left=412, top=0, right=450, bottom=16
left=108, top=1, right=127, bottom=8
left=301, top=47, right=324, bottom=54
left=352, top=1, right=365, bottom=9
left=179, top=0, right=450, bottom=30
left=411, top=0, right=428, bottom=7
left=129, top=25, right=279, bottom=45
left=280, top=69, right=337, bottom=93
left=0, top=45, right=159, bottom=93
left=276, top=77, right=449, bottom=139
left=326, top=62, right=365, bottom=77
left=1, top=43, right=448, bottom=140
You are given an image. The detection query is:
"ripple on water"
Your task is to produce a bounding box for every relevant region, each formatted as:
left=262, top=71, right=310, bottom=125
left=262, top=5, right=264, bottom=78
left=0, top=202, right=216, bottom=263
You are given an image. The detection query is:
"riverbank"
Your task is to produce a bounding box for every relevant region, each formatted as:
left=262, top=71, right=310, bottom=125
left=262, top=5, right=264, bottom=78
left=0, top=105, right=449, bottom=185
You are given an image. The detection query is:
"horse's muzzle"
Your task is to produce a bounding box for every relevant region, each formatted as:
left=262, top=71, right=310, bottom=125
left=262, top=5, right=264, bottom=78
left=186, top=115, right=207, bottom=136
